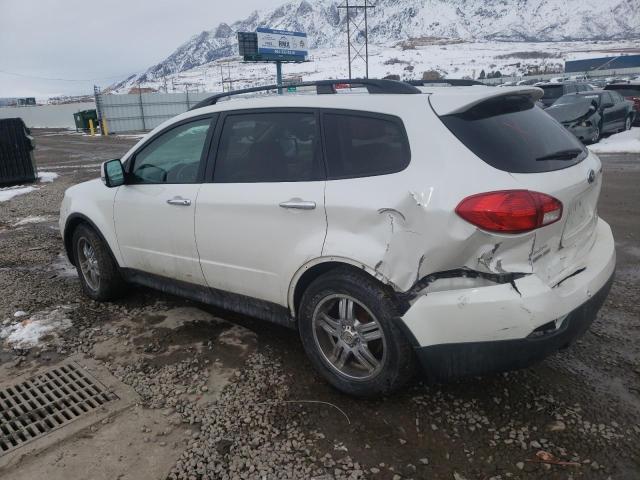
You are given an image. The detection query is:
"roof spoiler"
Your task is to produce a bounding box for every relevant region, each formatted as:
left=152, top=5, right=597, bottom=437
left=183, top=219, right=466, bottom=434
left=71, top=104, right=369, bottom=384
left=429, top=87, right=545, bottom=116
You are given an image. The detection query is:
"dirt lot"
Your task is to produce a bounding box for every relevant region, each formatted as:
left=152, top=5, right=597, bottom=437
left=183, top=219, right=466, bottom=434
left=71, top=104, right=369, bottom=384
left=0, top=129, right=638, bottom=480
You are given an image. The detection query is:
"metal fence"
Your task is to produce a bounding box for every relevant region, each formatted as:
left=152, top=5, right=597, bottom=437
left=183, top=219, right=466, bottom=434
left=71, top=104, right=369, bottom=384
left=0, top=102, right=95, bottom=129
left=96, top=91, right=212, bottom=133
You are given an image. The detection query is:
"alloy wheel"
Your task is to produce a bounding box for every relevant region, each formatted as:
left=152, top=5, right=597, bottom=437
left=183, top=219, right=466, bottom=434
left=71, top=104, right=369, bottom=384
left=312, top=294, right=387, bottom=380
left=77, top=237, right=100, bottom=291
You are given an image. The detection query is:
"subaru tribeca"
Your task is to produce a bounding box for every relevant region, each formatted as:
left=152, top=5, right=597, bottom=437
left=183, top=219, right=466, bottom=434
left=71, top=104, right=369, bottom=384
left=60, top=80, right=615, bottom=396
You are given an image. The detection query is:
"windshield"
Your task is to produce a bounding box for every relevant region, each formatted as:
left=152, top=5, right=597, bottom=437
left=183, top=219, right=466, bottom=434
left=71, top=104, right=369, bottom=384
left=554, top=94, right=601, bottom=106
left=541, top=85, right=563, bottom=99
left=440, top=95, right=587, bottom=173
left=606, top=85, right=640, bottom=97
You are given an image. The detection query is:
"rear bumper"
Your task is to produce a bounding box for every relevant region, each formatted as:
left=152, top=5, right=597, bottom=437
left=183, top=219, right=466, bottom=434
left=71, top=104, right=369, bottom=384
left=401, top=218, right=616, bottom=379
left=414, top=272, right=613, bottom=379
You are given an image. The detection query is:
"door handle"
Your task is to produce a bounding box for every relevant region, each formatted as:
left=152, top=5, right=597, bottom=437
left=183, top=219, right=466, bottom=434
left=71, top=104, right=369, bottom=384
left=166, top=197, right=191, bottom=206
left=279, top=200, right=316, bottom=210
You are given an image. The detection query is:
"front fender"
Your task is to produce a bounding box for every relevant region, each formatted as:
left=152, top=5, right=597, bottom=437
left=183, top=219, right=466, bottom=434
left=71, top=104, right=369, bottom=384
left=60, top=179, right=122, bottom=266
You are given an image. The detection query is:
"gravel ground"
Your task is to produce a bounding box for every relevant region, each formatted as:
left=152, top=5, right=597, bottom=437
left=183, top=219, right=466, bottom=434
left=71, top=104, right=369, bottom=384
left=0, top=129, right=638, bottom=479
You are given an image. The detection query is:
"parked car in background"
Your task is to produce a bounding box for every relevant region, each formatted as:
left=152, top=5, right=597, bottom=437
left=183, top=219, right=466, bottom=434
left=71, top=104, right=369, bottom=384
left=604, top=82, right=640, bottom=124
left=59, top=79, right=615, bottom=396
left=546, top=91, right=635, bottom=143
left=538, top=82, right=594, bottom=108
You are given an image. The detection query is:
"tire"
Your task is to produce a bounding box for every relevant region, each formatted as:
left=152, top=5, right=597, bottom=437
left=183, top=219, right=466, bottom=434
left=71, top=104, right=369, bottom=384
left=298, top=267, right=415, bottom=396
left=72, top=224, right=125, bottom=301
left=590, top=125, right=601, bottom=144
left=625, top=115, right=632, bottom=131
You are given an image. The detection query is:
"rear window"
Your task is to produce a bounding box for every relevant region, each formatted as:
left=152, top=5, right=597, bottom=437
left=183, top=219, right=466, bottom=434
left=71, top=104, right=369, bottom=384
left=322, top=112, right=410, bottom=179
left=541, top=85, right=563, bottom=99
left=440, top=95, right=587, bottom=173
left=605, top=85, right=640, bottom=97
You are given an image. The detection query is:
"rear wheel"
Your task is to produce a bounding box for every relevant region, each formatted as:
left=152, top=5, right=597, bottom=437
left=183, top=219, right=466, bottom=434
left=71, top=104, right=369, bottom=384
left=72, top=224, right=125, bottom=301
left=298, top=267, right=415, bottom=396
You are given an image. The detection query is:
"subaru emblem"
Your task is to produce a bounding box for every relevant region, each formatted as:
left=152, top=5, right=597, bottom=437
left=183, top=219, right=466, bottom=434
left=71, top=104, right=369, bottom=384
left=587, top=169, right=596, bottom=184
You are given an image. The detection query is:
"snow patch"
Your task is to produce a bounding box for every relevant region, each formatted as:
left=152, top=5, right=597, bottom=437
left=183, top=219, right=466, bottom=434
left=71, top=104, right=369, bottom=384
left=52, top=253, right=78, bottom=278
left=13, top=215, right=51, bottom=226
left=589, top=128, right=640, bottom=154
left=1, top=306, right=73, bottom=348
left=0, top=186, right=38, bottom=202
left=38, top=171, right=59, bottom=182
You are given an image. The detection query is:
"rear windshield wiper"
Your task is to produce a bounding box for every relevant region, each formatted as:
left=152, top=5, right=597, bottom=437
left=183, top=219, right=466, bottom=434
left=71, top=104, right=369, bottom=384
left=536, top=149, right=583, bottom=161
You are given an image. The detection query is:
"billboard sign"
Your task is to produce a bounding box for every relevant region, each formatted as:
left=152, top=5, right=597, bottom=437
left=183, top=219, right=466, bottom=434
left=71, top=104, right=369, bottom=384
left=256, top=28, right=308, bottom=60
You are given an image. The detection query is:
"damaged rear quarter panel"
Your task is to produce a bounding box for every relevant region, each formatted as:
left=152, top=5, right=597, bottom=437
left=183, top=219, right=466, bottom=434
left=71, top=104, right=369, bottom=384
left=321, top=99, right=535, bottom=293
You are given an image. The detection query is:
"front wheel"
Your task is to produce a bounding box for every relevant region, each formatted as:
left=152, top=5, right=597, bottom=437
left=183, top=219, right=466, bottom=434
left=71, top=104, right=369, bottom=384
left=72, top=224, right=125, bottom=301
left=298, top=267, right=415, bottom=396
left=625, top=115, right=632, bottom=131
left=590, top=126, right=601, bottom=144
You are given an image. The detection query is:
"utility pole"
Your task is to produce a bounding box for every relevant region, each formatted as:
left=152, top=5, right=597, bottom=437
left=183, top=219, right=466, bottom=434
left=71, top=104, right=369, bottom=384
left=337, top=0, right=375, bottom=79
left=93, top=85, right=104, bottom=135
left=276, top=61, right=283, bottom=94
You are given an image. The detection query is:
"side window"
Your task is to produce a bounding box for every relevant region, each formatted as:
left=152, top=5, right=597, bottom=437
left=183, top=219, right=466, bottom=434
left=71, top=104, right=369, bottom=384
left=213, top=112, right=321, bottom=183
left=131, top=118, right=212, bottom=184
left=612, top=91, right=624, bottom=103
left=565, top=84, right=576, bottom=94
left=322, top=112, right=410, bottom=179
left=602, top=92, right=614, bottom=106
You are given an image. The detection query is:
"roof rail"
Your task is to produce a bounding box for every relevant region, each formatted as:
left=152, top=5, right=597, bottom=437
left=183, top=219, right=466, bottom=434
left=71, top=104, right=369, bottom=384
left=189, top=78, right=421, bottom=110
left=407, top=79, right=485, bottom=87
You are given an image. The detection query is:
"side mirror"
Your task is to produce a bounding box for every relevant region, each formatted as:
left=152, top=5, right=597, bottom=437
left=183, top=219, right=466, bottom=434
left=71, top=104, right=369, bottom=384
left=101, top=159, right=125, bottom=188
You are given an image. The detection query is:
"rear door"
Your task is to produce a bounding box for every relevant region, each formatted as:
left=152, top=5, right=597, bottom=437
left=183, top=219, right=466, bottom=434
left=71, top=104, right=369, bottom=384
left=600, top=92, right=620, bottom=131
left=610, top=91, right=630, bottom=125
left=195, top=109, right=327, bottom=305
left=114, top=116, right=215, bottom=285
left=608, top=91, right=625, bottom=127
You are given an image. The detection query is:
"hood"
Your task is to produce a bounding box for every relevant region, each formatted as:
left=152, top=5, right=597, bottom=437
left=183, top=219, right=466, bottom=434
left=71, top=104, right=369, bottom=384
left=546, top=100, right=594, bottom=123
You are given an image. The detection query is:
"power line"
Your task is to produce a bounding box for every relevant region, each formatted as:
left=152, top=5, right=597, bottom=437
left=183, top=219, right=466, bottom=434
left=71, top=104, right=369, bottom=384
left=0, top=69, right=135, bottom=82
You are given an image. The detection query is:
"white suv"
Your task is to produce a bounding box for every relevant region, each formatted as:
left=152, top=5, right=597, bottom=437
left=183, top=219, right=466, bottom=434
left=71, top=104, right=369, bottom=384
left=60, top=80, right=615, bottom=396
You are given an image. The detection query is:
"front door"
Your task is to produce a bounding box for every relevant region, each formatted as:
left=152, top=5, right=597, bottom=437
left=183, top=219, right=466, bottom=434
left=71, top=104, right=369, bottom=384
left=196, top=110, right=327, bottom=305
left=114, top=116, right=215, bottom=285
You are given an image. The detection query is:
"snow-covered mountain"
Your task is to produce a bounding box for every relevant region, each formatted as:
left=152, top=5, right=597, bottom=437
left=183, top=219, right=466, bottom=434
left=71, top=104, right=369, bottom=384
left=118, top=0, right=640, bottom=88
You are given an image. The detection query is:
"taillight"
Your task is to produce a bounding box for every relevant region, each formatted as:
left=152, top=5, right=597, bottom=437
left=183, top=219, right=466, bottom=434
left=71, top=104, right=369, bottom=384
left=455, top=190, right=563, bottom=233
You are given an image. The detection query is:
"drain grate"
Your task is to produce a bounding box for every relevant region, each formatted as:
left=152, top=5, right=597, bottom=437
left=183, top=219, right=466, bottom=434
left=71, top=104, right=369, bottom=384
left=0, top=362, right=117, bottom=455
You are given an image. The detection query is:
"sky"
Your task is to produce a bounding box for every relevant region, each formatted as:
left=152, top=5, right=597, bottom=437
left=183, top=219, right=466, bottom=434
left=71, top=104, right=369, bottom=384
left=0, top=0, right=282, bottom=99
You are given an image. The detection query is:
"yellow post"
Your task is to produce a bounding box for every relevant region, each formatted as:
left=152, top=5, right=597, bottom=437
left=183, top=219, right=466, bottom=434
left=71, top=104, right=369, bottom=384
left=102, top=118, right=109, bottom=136
left=88, top=118, right=95, bottom=136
